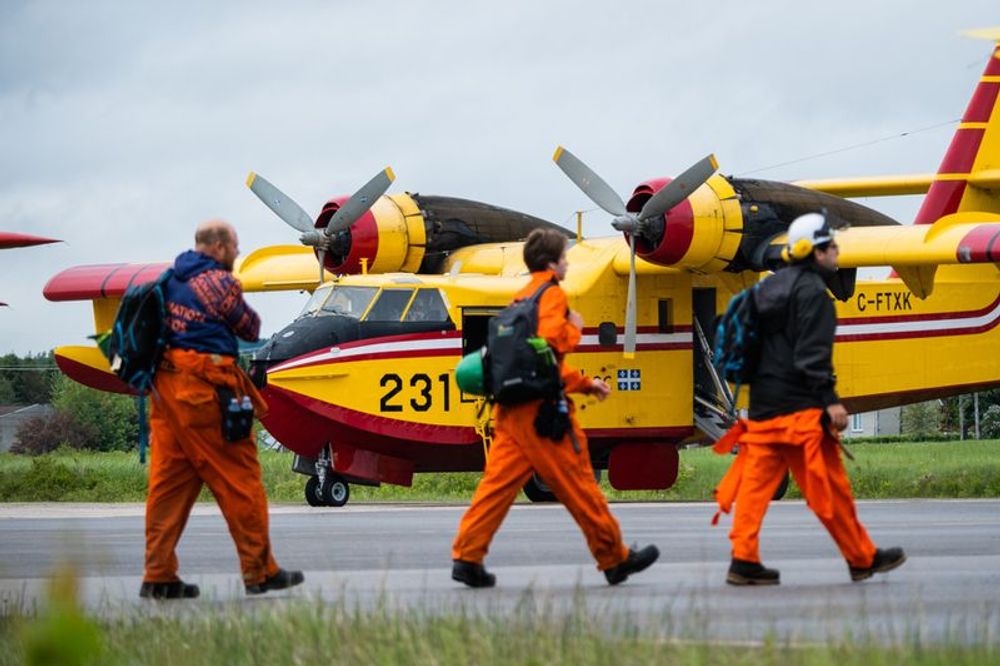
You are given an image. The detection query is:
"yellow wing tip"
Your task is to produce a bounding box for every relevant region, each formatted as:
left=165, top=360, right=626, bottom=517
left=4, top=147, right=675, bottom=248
left=708, top=154, right=719, bottom=171
left=385, top=166, right=396, bottom=182
left=246, top=172, right=257, bottom=188
left=553, top=146, right=564, bottom=162
left=961, top=27, right=1000, bottom=42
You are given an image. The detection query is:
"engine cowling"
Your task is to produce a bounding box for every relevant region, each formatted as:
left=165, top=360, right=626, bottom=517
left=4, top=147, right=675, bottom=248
left=625, top=174, right=743, bottom=273
left=313, top=193, right=570, bottom=275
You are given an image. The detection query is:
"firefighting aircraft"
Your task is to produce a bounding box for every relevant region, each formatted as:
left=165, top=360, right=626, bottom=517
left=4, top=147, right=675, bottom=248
left=43, top=32, right=1000, bottom=506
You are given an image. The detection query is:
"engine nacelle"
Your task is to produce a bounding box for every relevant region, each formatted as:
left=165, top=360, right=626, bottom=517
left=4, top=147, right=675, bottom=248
left=313, top=193, right=571, bottom=276
left=625, top=174, right=743, bottom=273
left=315, top=193, right=426, bottom=275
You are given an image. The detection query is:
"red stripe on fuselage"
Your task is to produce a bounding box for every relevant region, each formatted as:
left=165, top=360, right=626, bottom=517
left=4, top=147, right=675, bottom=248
left=840, top=292, right=1000, bottom=326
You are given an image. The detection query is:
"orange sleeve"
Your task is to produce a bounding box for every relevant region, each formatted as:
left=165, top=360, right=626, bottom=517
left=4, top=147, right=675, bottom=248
left=537, top=285, right=593, bottom=395
left=536, top=286, right=579, bottom=354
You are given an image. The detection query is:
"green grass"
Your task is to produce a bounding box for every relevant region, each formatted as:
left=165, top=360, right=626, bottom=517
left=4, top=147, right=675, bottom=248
left=1, top=440, right=999, bottom=503
left=1, top=595, right=998, bottom=666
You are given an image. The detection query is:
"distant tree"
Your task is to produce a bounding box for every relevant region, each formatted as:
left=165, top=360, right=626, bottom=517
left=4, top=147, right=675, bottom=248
left=901, top=400, right=943, bottom=439
left=11, top=412, right=99, bottom=455
left=0, top=353, right=57, bottom=404
left=0, top=373, right=16, bottom=404
left=50, top=375, right=138, bottom=452
left=981, top=404, right=1000, bottom=439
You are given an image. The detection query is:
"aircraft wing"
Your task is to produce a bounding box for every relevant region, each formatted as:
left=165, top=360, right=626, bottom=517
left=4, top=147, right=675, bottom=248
left=794, top=174, right=934, bottom=198
left=769, top=212, right=1000, bottom=297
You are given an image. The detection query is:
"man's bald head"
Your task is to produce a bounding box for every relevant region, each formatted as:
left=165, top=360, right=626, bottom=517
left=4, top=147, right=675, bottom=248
left=195, top=219, right=240, bottom=271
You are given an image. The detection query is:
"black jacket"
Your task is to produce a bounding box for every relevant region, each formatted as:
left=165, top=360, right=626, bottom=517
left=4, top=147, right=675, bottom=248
left=748, top=263, right=839, bottom=420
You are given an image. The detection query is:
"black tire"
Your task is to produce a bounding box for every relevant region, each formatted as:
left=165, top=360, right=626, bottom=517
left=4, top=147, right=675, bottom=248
left=322, top=474, right=350, bottom=507
left=523, top=473, right=557, bottom=503
left=772, top=471, right=791, bottom=501
left=304, top=476, right=327, bottom=507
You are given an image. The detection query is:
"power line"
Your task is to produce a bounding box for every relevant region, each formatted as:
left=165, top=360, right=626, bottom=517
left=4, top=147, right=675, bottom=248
left=737, top=118, right=960, bottom=177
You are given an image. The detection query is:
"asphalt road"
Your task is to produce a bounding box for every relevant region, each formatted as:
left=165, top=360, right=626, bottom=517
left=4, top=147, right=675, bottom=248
left=1, top=499, right=999, bottom=644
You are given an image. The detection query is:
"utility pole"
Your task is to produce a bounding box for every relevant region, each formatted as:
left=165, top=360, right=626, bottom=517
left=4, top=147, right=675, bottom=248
left=959, top=394, right=965, bottom=440
left=974, top=392, right=981, bottom=440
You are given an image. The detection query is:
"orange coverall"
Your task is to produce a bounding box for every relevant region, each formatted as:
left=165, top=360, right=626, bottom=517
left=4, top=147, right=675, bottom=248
left=452, top=270, right=630, bottom=571
left=713, top=408, right=876, bottom=569
left=144, top=348, right=278, bottom=587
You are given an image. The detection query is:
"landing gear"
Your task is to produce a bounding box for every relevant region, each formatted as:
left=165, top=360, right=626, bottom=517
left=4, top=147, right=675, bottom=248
left=522, top=469, right=603, bottom=503
left=304, top=476, right=326, bottom=507
left=299, top=445, right=352, bottom=507
left=523, top=473, right=556, bottom=503
left=322, top=473, right=350, bottom=507
left=303, top=473, right=351, bottom=507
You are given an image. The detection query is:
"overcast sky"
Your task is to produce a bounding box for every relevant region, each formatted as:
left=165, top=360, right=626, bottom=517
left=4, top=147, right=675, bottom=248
left=1, top=1, right=996, bottom=355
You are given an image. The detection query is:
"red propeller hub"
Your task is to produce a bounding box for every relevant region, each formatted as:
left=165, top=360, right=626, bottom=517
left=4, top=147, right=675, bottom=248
left=625, top=178, right=695, bottom=266
left=314, top=196, right=380, bottom=274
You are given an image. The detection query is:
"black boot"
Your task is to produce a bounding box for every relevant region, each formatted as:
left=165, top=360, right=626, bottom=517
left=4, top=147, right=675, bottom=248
left=849, top=547, right=907, bottom=582
left=139, top=580, right=200, bottom=599
left=452, top=560, right=496, bottom=588
left=726, top=558, right=780, bottom=586
left=604, top=545, right=660, bottom=585
left=245, top=568, right=305, bottom=595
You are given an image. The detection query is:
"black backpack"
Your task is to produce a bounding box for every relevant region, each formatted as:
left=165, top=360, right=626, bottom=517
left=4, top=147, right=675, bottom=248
left=712, top=282, right=762, bottom=396
left=486, top=281, right=561, bottom=405
left=104, top=269, right=174, bottom=394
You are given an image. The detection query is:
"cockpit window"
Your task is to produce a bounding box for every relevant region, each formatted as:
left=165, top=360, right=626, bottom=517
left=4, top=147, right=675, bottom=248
left=364, top=289, right=415, bottom=322
left=298, top=285, right=332, bottom=318
left=403, top=289, right=451, bottom=323
left=319, top=286, right=378, bottom=318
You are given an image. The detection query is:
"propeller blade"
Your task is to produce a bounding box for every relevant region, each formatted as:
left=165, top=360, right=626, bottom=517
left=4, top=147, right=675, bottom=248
left=324, top=167, right=396, bottom=236
left=317, top=248, right=326, bottom=285
left=552, top=146, right=627, bottom=217
left=246, top=172, right=316, bottom=233
left=637, top=154, right=718, bottom=221
left=623, top=233, right=637, bottom=359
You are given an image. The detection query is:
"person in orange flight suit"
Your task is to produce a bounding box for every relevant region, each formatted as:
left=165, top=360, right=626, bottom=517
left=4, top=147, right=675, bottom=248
left=713, top=213, right=906, bottom=585
left=451, top=228, right=659, bottom=587
left=140, top=220, right=304, bottom=599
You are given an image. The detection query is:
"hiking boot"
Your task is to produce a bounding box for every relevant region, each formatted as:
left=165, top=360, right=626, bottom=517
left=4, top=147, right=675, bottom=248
left=452, top=560, right=496, bottom=588
left=245, top=568, right=305, bottom=595
left=849, top=547, right=907, bottom=582
left=604, top=545, right=660, bottom=585
left=726, top=558, right=780, bottom=586
left=139, top=580, right=200, bottom=599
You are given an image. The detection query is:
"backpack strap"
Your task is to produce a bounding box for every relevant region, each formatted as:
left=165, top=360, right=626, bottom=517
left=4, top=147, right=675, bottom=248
left=524, top=278, right=559, bottom=334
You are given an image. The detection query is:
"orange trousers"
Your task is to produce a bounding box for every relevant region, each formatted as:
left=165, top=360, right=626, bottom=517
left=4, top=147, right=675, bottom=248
left=713, top=409, right=876, bottom=569
left=452, top=401, right=629, bottom=571
left=145, top=349, right=278, bottom=586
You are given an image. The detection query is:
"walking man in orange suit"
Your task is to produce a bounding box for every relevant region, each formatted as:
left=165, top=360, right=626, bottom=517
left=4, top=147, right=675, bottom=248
left=141, top=220, right=303, bottom=599
left=451, top=228, right=659, bottom=587
left=713, top=212, right=906, bottom=585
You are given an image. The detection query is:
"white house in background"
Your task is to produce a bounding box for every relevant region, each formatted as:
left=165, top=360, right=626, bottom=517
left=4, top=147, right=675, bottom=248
left=0, top=404, right=54, bottom=452
left=843, top=407, right=902, bottom=439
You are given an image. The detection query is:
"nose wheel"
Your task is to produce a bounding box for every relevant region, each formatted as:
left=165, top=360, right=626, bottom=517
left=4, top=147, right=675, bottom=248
left=304, top=473, right=351, bottom=507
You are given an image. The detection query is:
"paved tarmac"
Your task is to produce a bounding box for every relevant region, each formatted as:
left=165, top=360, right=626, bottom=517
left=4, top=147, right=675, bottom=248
left=1, top=499, right=999, bottom=644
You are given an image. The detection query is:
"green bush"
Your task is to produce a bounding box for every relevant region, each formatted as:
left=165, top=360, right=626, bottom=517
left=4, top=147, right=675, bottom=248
left=11, top=413, right=99, bottom=456
left=50, top=375, right=138, bottom=453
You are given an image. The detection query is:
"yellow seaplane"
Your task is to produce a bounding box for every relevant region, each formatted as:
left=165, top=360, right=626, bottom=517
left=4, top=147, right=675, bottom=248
left=44, top=32, right=1000, bottom=507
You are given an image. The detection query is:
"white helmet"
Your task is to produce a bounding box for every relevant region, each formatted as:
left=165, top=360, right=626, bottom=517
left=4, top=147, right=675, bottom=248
left=782, top=212, right=834, bottom=263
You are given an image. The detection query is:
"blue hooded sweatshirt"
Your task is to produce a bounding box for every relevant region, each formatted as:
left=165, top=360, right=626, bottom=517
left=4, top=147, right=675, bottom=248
left=164, top=250, right=260, bottom=357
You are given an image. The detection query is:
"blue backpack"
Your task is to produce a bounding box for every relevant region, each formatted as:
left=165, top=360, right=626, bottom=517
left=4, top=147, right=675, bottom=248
left=712, top=282, right=762, bottom=407
left=104, top=269, right=174, bottom=394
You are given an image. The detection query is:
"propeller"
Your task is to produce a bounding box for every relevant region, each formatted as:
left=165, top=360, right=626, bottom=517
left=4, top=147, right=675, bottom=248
left=552, top=147, right=718, bottom=357
left=246, top=167, right=396, bottom=283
